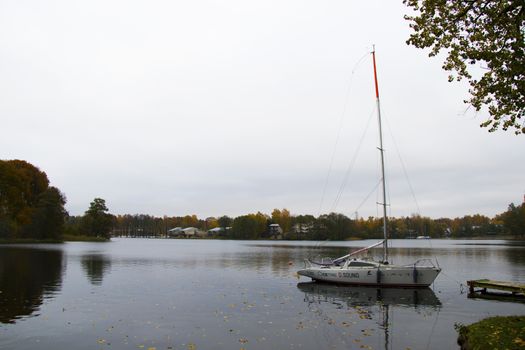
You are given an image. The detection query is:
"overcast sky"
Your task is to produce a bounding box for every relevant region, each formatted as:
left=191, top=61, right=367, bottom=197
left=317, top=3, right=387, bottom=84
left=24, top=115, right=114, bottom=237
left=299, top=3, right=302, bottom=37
left=1, top=0, right=523, bottom=219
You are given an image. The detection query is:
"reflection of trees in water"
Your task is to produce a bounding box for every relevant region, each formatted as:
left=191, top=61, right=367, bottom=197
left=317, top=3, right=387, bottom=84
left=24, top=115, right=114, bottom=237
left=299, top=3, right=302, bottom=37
left=501, top=244, right=525, bottom=265
left=0, top=247, right=63, bottom=324
left=158, top=247, right=311, bottom=277
left=81, top=254, right=111, bottom=285
left=501, top=246, right=525, bottom=280
left=214, top=247, right=315, bottom=277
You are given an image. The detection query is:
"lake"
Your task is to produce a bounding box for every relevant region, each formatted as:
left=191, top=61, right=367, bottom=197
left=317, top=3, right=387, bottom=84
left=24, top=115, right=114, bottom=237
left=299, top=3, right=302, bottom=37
left=1, top=238, right=524, bottom=350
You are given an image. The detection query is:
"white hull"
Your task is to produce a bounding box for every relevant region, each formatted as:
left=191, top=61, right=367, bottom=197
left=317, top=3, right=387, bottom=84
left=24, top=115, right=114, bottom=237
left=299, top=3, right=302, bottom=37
left=298, top=261, right=440, bottom=287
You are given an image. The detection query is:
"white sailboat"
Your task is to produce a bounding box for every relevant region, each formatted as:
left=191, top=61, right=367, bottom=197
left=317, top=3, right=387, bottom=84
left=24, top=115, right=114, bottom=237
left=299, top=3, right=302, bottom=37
left=297, top=48, right=441, bottom=287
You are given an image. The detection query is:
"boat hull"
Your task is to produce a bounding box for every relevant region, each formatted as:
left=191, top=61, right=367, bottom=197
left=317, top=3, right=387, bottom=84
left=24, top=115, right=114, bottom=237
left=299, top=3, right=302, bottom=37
left=297, top=265, right=440, bottom=287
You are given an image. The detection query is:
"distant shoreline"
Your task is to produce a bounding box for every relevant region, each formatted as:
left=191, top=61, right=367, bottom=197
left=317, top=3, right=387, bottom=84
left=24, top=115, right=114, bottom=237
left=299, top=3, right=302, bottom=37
left=0, top=238, right=64, bottom=244
left=1, top=235, right=522, bottom=245
left=0, top=235, right=110, bottom=244
left=63, top=234, right=110, bottom=242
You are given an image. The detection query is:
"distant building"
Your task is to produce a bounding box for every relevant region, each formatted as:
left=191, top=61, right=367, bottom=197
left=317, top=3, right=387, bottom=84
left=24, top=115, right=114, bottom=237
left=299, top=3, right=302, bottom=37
left=168, top=227, right=206, bottom=238
left=182, top=227, right=203, bottom=237
left=269, top=224, right=283, bottom=239
left=167, top=227, right=183, bottom=237
left=207, top=227, right=232, bottom=236
left=292, top=223, right=313, bottom=235
left=207, top=227, right=224, bottom=237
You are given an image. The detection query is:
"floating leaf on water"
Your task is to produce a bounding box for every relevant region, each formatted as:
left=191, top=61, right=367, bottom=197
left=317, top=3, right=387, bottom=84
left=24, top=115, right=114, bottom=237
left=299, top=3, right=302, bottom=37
left=361, top=329, right=374, bottom=336
left=187, top=342, right=196, bottom=350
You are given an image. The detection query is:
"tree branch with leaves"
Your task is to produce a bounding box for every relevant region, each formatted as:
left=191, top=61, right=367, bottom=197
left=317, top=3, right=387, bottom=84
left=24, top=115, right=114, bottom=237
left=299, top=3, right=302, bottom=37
left=404, top=0, right=524, bottom=134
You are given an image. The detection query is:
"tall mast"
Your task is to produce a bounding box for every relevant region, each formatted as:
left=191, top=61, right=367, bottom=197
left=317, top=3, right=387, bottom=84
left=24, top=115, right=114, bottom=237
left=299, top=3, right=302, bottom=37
left=372, top=46, right=388, bottom=263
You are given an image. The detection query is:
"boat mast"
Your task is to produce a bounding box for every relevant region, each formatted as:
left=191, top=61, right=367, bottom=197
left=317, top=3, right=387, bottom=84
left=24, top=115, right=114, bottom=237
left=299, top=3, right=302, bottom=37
left=372, top=46, right=388, bottom=263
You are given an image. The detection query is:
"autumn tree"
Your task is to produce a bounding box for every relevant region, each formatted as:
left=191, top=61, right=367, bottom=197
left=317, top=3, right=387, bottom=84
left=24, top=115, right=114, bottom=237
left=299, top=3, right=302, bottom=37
left=0, top=160, right=67, bottom=240
left=404, top=0, right=525, bottom=134
left=271, top=208, right=292, bottom=234
left=205, top=217, right=219, bottom=230
left=181, top=214, right=199, bottom=228
left=0, top=160, right=50, bottom=234
left=83, top=198, right=113, bottom=239
left=501, top=202, right=525, bottom=237
left=231, top=212, right=268, bottom=239
left=313, top=213, right=354, bottom=241
left=26, top=187, right=67, bottom=240
left=218, top=215, right=233, bottom=229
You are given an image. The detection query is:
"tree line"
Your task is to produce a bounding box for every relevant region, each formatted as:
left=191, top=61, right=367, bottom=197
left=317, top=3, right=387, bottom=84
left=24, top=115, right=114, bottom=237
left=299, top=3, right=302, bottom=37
left=2, top=159, right=524, bottom=241
left=105, top=206, right=525, bottom=240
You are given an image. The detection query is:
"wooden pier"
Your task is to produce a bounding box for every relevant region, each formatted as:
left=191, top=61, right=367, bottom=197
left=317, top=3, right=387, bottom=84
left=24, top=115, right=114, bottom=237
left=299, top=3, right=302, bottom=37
left=467, top=279, right=525, bottom=302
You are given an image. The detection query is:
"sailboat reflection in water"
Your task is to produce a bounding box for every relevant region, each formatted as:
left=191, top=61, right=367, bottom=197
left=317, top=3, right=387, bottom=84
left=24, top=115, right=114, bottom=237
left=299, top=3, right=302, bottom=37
left=297, top=282, right=441, bottom=309
left=297, top=282, right=442, bottom=350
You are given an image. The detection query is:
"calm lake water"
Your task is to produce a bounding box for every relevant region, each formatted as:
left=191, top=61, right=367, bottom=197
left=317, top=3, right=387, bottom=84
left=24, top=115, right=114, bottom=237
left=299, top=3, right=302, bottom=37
left=1, top=238, right=524, bottom=350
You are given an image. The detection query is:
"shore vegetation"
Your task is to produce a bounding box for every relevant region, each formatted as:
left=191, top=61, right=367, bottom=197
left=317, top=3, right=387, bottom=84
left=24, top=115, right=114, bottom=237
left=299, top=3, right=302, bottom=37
left=456, top=316, right=525, bottom=350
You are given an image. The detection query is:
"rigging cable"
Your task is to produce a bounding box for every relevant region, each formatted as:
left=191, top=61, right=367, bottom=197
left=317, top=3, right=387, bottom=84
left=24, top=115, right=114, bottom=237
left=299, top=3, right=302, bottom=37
left=382, top=112, right=442, bottom=264
left=353, top=179, right=382, bottom=214
left=318, top=50, right=371, bottom=216
left=329, top=106, right=376, bottom=213
left=383, top=112, right=421, bottom=216
left=425, top=306, right=441, bottom=350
